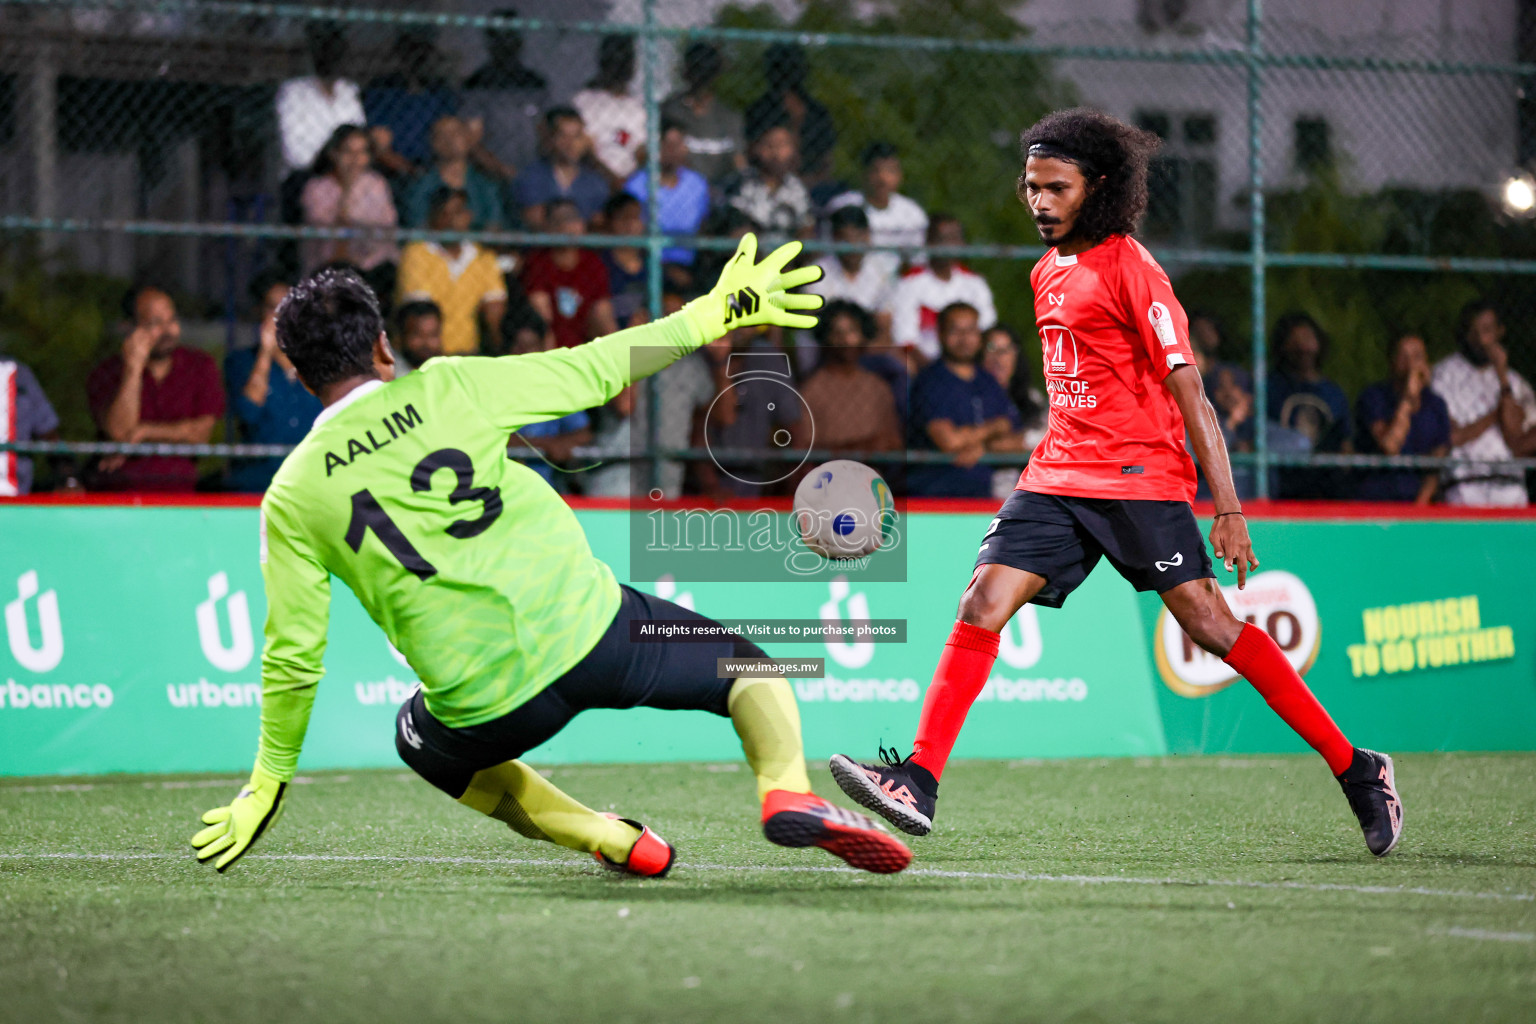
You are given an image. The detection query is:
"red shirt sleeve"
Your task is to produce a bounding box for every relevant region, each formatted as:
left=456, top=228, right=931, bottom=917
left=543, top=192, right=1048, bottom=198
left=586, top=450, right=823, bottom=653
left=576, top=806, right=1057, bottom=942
left=1115, top=243, right=1196, bottom=380
left=520, top=252, right=552, bottom=296
left=186, top=350, right=226, bottom=420
left=583, top=251, right=611, bottom=301
left=86, top=356, right=124, bottom=429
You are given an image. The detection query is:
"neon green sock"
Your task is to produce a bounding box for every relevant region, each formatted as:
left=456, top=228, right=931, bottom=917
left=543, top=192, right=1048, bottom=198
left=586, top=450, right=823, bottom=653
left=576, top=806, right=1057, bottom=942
left=728, top=676, right=813, bottom=803
left=456, top=759, right=640, bottom=862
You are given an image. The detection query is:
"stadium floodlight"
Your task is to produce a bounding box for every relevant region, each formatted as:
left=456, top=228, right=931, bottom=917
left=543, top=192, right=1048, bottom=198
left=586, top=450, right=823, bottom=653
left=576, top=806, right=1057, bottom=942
left=1500, top=173, right=1536, bottom=216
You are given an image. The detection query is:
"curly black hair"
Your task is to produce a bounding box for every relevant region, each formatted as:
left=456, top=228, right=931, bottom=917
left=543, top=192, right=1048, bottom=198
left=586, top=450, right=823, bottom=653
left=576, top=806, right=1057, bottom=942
left=1017, top=108, right=1160, bottom=243
left=276, top=267, right=383, bottom=391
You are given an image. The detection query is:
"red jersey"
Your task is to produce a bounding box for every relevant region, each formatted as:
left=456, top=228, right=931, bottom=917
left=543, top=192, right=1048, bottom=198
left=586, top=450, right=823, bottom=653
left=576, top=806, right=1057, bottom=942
left=1019, top=234, right=1199, bottom=503
left=520, top=249, right=611, bottom=349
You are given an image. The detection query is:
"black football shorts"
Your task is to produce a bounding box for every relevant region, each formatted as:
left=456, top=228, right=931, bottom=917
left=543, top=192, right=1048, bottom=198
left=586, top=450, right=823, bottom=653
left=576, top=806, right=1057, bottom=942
left=974, top=488, right=1214, bottom=608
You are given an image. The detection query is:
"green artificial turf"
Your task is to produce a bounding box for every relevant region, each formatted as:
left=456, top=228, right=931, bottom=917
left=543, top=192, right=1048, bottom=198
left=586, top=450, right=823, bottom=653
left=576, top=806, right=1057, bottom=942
left=2, top=754, right=1533, bottom=1024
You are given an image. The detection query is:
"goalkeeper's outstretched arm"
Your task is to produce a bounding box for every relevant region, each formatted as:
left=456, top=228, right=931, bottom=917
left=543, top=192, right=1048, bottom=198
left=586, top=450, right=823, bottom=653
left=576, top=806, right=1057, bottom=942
left=434, top=234, right=824, bottom=432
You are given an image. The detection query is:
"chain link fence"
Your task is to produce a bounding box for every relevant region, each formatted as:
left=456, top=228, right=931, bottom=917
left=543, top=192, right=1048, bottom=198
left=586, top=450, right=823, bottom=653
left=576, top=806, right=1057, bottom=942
left=1, top=0, right=1534, bottom=502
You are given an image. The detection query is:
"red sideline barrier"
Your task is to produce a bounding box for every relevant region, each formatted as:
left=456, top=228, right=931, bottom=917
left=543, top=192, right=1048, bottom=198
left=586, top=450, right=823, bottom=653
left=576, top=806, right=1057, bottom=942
left=3, top=492, right=1535, bottom=519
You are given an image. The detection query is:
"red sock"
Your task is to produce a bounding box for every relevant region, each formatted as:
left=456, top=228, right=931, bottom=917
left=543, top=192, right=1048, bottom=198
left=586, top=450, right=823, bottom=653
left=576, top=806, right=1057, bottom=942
left=1224, top=622, right=1353, bottom=774
left=910, top=621, right=1000, bottom=780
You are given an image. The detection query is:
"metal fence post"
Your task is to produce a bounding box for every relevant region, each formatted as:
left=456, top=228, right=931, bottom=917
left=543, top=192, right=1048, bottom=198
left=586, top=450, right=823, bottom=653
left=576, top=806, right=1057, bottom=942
left=1247, top=0, right=1269, bottom=500
left=641, top=0, right=664, bottom=495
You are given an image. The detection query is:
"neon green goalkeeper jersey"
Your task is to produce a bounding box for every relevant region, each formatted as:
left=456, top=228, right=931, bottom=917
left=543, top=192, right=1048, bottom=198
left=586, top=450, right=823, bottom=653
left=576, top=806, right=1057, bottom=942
left=254, top=314, right=702, bottom=780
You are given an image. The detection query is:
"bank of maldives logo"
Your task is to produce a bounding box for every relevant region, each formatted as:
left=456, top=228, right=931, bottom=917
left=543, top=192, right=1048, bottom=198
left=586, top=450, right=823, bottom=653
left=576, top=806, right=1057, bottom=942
left=1154, top=570, right=1320, bottom=697
left=1041, top=325, right=1078, bottom=376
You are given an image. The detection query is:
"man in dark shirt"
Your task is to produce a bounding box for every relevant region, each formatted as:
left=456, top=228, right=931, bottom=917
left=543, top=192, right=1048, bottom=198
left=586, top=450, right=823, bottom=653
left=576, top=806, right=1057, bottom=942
left=744, top=43, right=836, bottom=187
left=514, top=107, right=612, bottom=230
left=908, top=302, right=1023, bottom=496
left=461, top=8, right=549, bottom=186
left=225, top=273, right=322, bottom=492
left=87, top=285, right=224, bottom=492
left=363, top=27, right=458, bottom=178
left=1355, top=332, right=1451, bottom=503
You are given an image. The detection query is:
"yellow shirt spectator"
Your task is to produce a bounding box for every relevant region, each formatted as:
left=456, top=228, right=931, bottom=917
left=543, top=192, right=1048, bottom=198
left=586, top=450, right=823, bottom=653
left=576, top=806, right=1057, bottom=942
left=397, top=241, right=508, bottom=354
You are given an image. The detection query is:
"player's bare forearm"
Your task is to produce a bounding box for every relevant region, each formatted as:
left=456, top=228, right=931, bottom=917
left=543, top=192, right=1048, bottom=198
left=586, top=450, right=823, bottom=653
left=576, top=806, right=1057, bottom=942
left=1165, top=365, right=1240, bottom=513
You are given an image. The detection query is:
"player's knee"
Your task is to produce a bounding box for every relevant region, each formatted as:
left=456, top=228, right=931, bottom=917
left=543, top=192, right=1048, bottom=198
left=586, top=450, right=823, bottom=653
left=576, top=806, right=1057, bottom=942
left=1177, top=604, right=1241, bottom=657
left=955, top=584, right=1012, bottom=634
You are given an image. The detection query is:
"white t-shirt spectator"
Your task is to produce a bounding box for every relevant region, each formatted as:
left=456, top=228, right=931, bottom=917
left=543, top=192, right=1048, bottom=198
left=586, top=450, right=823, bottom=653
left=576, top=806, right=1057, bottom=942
left=811, top=254, right=896, bottom=314
left=1432, top=351, right=1536, bottom=507
left=275, top=76, right=366, bottom=173
left=826, top=190, right=928, bottom=276
left=890, top=264, right=997, bottom=361
left=572, top=88, right=647, bottom=179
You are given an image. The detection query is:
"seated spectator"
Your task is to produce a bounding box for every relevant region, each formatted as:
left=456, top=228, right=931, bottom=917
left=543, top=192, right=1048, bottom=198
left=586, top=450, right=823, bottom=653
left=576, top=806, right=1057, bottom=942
left=300, top=124, right=399, bottom=299
left=514, top=107, right=612, bottom=231
left=392, top=299, right=444, bottom=375
left=1189, top=323, right=1257, bottom=500
left=728, top=120, right=813, bottom=238
left=224, top=271, right=322, bottom=493
left=572, top=34, right=647, bottom=186
left=499, top=305, right=550, bottom=356
left=981, top=324, right=1048, bottom=451
left=363, top=27, right=458, bottom=180
left=275, top=20, right=362, bottom=228
left=662, top=42, right=746, bottom=188
left=87, top=285, right=224, bottom=492
left=403, top=116, right=506, bottom=230
left=798, top=300, right=902, bottom=455
left=0, top=354, right=63, bottom=496
left=599, top=193, right=649, bottom=328
left=699, top=332, right=804, bottom=499
left=811, top=205, right=896, bottom=341
left=514, top=412, right=593, bottom=490
left=1356, top=332, right=1451, bottom=504
left=908, top=302, right=1023, bottom=497
left=890, top=215, right=996, bottom=363
left=397, top=188, right=507, bottom=355
left=1433, top=299, right=1536, bottom=507
left=825, top=141, right=928, bottom=276
left=460, top=8, right=549, bottom=186
left=745, top=43, right=837, bottom=190
left=1189, top=310, right=1253, bottom=396
left=1267, top=311, right=1352, bottom=498
left=624, top=120, right=711, bottom=276
left=520, top=198, right=618, bottom=348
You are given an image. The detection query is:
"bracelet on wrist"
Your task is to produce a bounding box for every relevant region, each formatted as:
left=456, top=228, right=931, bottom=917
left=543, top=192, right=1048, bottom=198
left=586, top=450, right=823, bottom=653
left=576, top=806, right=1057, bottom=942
left=1214, top=510, right=1244, bottom=519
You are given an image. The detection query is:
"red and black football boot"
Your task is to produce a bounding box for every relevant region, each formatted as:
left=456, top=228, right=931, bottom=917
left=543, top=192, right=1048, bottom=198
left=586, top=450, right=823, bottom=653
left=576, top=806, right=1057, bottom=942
left=828, top=747, right=937, bottom=837
left=761, top=789, right=912, bottom=874
left=593, top=815, right=676, bottom=877
left=1336, top=747, right=1404, bottom=857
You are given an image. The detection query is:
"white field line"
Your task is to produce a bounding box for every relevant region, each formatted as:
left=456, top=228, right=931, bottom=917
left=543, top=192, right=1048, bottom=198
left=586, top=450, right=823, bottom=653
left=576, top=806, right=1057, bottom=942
left=1428, top=926, right=1535, bottom=942
left=1, top=851, right=1531, bottom=903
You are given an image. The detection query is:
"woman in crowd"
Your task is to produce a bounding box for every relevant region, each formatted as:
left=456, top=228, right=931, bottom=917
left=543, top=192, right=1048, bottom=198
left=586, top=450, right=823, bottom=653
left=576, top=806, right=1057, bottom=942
left=300, top=124, right=400, bottom=303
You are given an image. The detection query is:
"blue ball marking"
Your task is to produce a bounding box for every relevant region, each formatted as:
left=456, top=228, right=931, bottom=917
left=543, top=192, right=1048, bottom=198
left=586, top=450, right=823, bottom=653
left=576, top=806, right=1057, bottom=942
left=832, top=512, right=856, bottom=536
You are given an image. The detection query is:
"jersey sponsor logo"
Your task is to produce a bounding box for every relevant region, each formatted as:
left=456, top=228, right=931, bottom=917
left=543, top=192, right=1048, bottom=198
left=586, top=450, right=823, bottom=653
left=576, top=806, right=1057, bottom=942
left=1045, top=377, right=1096, bottom=409
left=1040, top=325, right=1079, bottom=377
left=723, top=286, right=761, bottom=326
left=1155, top=569, right=1320, bottom=697
left=1148, top=301, right=1179, bottom=348
left=324, top=404, right=425, bottom=476
left=5, top=570, right=63, bottom=674
left=1154, top=552, right=1183, bottom=572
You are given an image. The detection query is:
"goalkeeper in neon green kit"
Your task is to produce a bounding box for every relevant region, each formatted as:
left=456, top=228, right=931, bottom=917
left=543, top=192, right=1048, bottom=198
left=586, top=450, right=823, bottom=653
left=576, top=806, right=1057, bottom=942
left=191, top=237, right=911, bottom=877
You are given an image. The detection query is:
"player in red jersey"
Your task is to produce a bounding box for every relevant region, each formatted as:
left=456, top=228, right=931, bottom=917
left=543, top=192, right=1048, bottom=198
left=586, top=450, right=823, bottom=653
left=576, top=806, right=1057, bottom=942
left=831, top=109, right=1403, bottom=857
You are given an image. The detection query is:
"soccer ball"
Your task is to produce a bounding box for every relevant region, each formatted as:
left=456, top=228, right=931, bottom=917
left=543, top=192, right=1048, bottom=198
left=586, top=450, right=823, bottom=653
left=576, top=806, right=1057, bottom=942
left=793, top=460, right=896, bottom=559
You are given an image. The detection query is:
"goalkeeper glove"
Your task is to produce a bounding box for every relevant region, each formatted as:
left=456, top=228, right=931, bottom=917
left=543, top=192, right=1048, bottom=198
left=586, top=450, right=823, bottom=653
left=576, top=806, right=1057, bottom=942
left=190, top=766, right=287, bottom=873
left=682, top=233, right=824, bottom=342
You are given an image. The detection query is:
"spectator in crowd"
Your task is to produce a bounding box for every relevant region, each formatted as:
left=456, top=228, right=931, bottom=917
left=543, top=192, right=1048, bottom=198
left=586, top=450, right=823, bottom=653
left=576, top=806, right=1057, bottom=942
left=1355, top=332, right=1451, bottom=504
left=87, top=285, right=224, bottom=492
left=514, top=107, right=611, bottom=231
left=300, top=124, right=399, bottom=300
left=364, top=27, right=458, bottom=179
left=1186, top=320, right=1259, bottom=499
left=692, top=205, right=761, bottom=296
left=981, top=324, right=1048, bottom=452
left=499, top=304, right=550, bottom=356
left=624, top=120, right=712, bottom=280
left=397, top=188, right=507, bottom=355
left=520, top=198, right=618, bottom=348
left=514, top=410, right=593, bottom=491
left=1267, top=311, right=1352, bottom=499
left=907, top=302, right=1022, bottom=497
left=275, top=21, right=362, bottom=228
left=661, top=42, right=746, bottom=188
left=890, top=214, right=996, bottom=363
left=598, top=192, right=649, bottom=328
left=1433, top=299, right=1536, bottom=506
left=825, top=142, right=928, bottom=275
left=1266, top=311, right=1351, bottom=449
left=404, top=115, right=506, bottom=230
left=1189, top=311, right=1253, bottom=396
left=699, top=330, right=804, bottom=498
left=460, top=8, right=549, bottom=187
left=728, top=120, right=814, bottom=238
left=224, top=271, right=321, bottom=493
left=811, top=206, right=896, bottom=341
left=745, top=43, right=837, bottom=190
left=0, top=354, right=64, bottom=496
left=572, top=34, right=647, bottom=186
left=392, top=299, right=444, bottom=375
left=798, top=300, right=903, bottom=456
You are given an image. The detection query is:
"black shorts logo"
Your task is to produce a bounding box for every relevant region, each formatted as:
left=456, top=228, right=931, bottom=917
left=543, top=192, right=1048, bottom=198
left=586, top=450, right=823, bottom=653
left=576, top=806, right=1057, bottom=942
left=1121, top=466, right=1144, bottom=475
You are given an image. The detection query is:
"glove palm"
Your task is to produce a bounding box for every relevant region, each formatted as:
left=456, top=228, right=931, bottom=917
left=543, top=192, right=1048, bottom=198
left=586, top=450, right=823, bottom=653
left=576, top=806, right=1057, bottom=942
left=683, top=233, right=824, bottom=341
left=190, top=767, right=287, bottom=872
